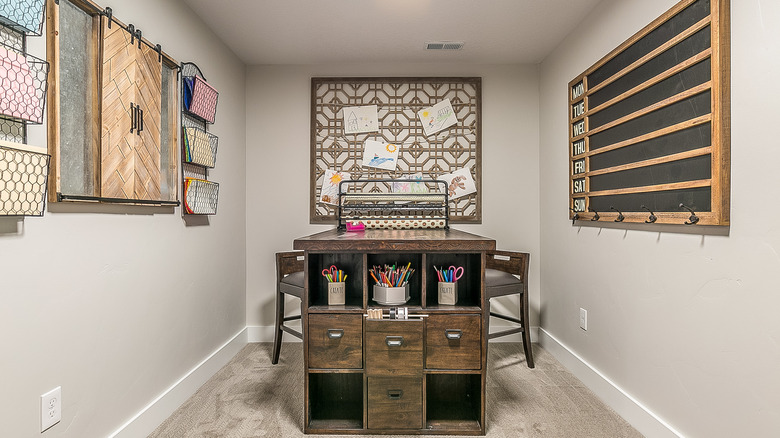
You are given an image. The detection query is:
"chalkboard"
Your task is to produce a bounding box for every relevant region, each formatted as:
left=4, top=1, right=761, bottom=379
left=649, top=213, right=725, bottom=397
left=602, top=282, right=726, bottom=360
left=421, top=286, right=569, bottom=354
left=568, top=0, right=730, bottom=225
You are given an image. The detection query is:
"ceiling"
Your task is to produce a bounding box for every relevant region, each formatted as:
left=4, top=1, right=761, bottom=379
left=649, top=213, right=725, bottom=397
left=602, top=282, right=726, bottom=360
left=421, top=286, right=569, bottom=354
left=181, top=0, right=602, bottom=65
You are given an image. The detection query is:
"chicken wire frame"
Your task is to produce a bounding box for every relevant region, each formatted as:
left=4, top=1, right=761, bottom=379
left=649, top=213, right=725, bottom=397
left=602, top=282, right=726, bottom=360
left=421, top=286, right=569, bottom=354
left=0, top=0, right=47, bottom=36
left=310, top=77, right=482, bottom=224
left=0, top=141, right=50, bottom=216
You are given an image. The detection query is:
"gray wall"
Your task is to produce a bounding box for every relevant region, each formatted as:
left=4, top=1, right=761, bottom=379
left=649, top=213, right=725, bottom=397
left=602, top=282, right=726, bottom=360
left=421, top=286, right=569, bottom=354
left=0, top=0, right=247, bottom=436
left=539, top=0, right=780, bottom=436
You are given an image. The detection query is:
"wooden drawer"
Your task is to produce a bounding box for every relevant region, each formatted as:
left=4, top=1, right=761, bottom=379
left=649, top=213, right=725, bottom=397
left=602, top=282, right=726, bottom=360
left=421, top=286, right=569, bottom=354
left=308, top=314, right=362, bottom=369
left=367, top=376, right=422, bottom=430
left=426, top=314, right=481, bottom=370
left=365, top=319, right=423, bottom=376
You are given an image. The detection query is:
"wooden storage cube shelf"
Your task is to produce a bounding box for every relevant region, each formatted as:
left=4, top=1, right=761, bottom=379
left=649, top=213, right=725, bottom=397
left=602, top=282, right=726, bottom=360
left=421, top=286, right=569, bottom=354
left=426, top=373, right=482, bottom=432
left=426, top=314, right=481, bottom=370
left=365, top=319, right=423, bottom=376
left=307, top=252, right=363, bottom=308
left=367, top=253, right=422, bottom=307
left=308, top=373, right=363, bottom=430
left=367, top=376, right=422, bottom=430
left=426, top=253, right=482, bottom=308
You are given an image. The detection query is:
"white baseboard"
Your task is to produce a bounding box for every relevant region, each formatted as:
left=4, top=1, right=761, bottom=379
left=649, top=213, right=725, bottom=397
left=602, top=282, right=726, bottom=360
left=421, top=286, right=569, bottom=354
left=108, top=327, right=249, bottom=438
left=247, top=325, right=539, bottom=343
left=538, top=328, right=684, bottom=438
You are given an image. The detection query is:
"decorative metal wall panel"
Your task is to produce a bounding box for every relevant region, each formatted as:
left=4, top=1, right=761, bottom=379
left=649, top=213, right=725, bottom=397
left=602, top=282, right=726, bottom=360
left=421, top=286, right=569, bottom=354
left=310, top=77, right=482, bottom=224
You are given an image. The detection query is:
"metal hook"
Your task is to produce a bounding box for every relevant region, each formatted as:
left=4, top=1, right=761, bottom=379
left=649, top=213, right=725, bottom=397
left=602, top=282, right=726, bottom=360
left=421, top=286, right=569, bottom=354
left=610, top=206, right=624, bottom=222
left=641, top=205, right=657, bottom=223
left=103, top=7, right=113, bottom=28
left=136, top=29, right=143, bottom=49
left=569, top=207, right=580, bottom=225
left=588, top=207, right=600, bottom=221
left=679, top=203, right=699, bottom=225
left=128, top=24, right=135, bottom=44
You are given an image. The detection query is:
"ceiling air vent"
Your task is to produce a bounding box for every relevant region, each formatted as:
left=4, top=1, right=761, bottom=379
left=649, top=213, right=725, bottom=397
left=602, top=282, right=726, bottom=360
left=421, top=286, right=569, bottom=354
left=426, top=41, right=464, bottom=50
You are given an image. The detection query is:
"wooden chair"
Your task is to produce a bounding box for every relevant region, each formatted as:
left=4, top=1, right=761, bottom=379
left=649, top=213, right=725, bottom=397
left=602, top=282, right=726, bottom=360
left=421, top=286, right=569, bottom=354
left=485, top=250, right=534, bottom=368
left=272, top=251, right=305, bottom=364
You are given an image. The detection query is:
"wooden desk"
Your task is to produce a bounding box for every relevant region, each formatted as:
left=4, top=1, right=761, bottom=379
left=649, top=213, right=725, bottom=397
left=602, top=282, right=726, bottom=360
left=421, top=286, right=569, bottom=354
left=294, top=228, right=495, bottom=435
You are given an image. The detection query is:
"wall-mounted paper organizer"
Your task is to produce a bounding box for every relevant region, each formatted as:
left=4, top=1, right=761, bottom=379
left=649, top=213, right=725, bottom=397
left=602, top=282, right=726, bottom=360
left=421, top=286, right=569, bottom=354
left=180, top=62, right=219, bottom=215
left=183, top=177, right=218, bottom=215
left=0, top=0, right=46, bottom=36
left=0, top=139, right=50, bottom=216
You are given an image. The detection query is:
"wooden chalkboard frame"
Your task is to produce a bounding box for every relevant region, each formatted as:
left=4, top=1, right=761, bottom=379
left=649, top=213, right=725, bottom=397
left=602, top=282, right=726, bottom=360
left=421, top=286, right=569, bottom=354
left=568, top=0, right=730, bottom=226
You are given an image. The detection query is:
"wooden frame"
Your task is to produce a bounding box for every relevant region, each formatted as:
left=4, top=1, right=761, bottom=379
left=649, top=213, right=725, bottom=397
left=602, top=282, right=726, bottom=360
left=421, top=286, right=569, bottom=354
left=568, top=0, right=730, bottom=226
left=310, top=77, right=482, bottom=224
left=46, top=0, right=180, bottom=206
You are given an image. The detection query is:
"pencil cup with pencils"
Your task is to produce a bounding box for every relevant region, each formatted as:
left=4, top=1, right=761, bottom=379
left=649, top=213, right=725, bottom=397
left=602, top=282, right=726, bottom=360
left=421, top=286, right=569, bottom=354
left=370, top=263, right=414, bottom=305
left=322, top=265, right=347, bottom=305
left=435, top=265, right=463, bottom=305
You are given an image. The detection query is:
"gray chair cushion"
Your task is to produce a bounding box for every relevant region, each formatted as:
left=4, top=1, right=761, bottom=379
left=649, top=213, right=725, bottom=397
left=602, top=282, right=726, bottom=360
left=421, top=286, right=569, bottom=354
left=280, top=271, right=305, bottom=297
left=485, top=268, right=523, bottom=298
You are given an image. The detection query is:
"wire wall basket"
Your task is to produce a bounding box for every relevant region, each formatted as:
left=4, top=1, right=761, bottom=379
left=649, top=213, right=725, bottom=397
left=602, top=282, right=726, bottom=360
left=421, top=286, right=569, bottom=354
left=0, top=40, right=49, bottom=124
left=181, top=62, right=218, bottom=124
left=0, top=141, right=49, bottom=216
left=183, top=177, right=218, bottom=215
left=182, top=125, right=218, bottom=168
left=0, top=0, right=46, bottom=36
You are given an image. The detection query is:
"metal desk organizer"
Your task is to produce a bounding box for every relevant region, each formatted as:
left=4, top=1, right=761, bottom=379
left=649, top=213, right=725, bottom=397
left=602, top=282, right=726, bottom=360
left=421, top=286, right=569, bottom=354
left=337, top=178, right=449, bottom=230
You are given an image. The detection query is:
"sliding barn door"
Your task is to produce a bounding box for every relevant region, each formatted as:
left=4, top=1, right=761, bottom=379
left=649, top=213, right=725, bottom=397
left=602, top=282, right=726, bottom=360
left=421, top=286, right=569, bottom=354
left=100, top=18, right=162, bottom=200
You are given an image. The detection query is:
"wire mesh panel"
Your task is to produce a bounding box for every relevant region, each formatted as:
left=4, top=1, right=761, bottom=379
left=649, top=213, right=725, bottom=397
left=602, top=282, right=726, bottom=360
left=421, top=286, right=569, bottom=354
left=183, top=177, right=218, bottom=215
left=311, top=77, right=482, bottom=224
left=181, top=62, right=218, bottom=124
left=182, top=125, right=217, bottom=168
left=0, top=40, right=49, bottom=124
left=0, top=141, right=49, bottom=216
left=0, top=0, right=46, bottom=35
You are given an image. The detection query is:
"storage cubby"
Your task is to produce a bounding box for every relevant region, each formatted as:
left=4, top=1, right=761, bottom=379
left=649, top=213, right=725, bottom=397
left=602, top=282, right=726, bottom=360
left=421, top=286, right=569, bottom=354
left=425, top=252, right=482, bottom=308
left=308, top=372, right=363, bottom=430
left=367, top=252, right=422, bottom=308
left=425, top=373, right=482, bottom=432
left=307, top=252, right=363, bottom=309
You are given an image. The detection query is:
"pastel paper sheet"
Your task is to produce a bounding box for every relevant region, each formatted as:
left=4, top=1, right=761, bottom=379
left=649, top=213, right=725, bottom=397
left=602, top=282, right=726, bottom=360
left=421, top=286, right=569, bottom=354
left=188, top=76, right=218, bottom=123
left=0, top=45, right=42, bottom=123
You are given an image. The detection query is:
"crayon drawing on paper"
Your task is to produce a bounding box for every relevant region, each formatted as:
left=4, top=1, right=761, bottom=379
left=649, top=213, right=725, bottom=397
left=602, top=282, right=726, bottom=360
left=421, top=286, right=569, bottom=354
left=417, top=98, right=457, bottom=136
left=361, top=139, right=399, bottom=171
left=343, top=105, right=379, bottom=134
left=319, top=169, right=351, bottom=205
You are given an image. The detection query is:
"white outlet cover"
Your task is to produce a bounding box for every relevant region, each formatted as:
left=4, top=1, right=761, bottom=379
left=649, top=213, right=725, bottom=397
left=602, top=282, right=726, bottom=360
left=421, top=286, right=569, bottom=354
left=40, top=386, right=61, bottom=432
left=579, top=308, right=588, bottom=330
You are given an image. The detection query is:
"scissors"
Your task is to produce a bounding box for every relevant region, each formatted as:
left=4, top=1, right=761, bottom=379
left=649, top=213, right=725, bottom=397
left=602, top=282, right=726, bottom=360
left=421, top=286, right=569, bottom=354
left=322, top=265, right=338, bottom=281
left=448, top=265, right=464, bottom=282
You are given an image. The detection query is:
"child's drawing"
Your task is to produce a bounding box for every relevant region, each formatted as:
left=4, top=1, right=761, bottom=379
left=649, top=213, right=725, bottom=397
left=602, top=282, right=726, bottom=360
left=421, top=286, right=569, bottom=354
left=417, top=98, right=458, bottom=136
left=362, top=139, right=399, bottom=171
left=343, top=105, right=379, bottom=134
left=392, top=173, right=429, bottom=195
left=439, top=168, right=476, bottom=199
left=318, top=169, right=351, bottom=206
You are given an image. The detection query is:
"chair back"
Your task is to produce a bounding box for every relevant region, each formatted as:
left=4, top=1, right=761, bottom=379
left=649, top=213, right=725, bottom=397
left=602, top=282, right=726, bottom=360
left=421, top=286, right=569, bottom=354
left=486, top=250, right=529, bottom=280
left=276, top=251, right=304, bottom=283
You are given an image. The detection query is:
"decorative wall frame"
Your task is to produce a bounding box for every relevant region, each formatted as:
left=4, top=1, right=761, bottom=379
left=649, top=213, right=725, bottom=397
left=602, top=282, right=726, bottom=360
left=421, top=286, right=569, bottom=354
left=568, top=0, right=730, bottom=226
left=310, top=77, right=482, bottom=224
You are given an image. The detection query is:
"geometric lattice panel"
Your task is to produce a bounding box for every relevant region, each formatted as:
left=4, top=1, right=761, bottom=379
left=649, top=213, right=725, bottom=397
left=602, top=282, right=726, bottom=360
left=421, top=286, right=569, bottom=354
left=0, top=142, right=49, bottom=216
left=311, top=77, right=482, bottom=224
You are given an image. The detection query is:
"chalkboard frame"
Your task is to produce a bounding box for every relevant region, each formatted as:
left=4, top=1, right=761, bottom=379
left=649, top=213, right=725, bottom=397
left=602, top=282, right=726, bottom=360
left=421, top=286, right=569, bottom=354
left=568, top=0, right=730, bottom=226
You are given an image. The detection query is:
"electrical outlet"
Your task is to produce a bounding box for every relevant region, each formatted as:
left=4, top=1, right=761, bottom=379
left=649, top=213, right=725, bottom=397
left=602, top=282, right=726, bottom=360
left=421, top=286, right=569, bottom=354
left=579, top=308, right=588, bottom=330
left=40, top=386, right=61, bottom=432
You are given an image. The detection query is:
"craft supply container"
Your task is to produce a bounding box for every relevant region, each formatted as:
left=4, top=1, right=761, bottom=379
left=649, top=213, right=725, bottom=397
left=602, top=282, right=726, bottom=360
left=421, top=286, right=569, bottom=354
left=438, top=282, right=458, bottom=305
left=328, top=282, right=346, bottom=305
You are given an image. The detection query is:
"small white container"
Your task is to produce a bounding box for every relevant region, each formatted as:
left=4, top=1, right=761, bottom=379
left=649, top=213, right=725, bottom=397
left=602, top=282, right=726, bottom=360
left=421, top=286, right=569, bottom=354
left=328, top=282, right=346, bottom=305
left=438, top=282, right=458, bottom=305
left=373, top=284, right=410, bottom=305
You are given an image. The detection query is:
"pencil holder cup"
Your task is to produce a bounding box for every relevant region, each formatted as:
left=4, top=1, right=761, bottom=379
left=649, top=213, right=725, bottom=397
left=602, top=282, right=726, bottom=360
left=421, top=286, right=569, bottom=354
left=438, top=282, right=458, bottom=305
left=328, top=282, right=346, bottom=305
left=373, top=284, right=410, bottom=305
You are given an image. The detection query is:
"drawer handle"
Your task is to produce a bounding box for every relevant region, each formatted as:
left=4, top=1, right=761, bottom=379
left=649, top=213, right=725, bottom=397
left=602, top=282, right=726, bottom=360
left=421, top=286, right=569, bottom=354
left=327, top=329, right=344, bottom=339
left=385, top=336, right=404, bottom=347
left=445, top=329, right=463, bottom=340
left=387, top=389, right=403, bottom=400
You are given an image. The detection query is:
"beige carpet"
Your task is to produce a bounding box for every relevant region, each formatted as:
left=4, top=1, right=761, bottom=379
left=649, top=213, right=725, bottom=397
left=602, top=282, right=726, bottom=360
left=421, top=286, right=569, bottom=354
left=149, top=343, right=643, bottom=437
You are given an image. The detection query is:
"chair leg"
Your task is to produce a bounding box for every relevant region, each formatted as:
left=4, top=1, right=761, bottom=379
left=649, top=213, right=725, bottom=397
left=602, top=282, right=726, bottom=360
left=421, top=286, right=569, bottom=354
left=521, top=306, right=534, bottom=368
left=272, top=289, right=285, bottom=364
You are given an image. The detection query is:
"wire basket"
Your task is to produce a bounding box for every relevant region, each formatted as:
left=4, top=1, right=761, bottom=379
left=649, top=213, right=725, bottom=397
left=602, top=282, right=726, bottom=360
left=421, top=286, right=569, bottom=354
left=183, top=177, right=218, bottom=215
left=0, top=142, right=49, bottom=216
left=182, top=125, right=218, bottom=168
left=181, top=62, right=218, bottom=124
left=0, top=41, right=49, bottom=124
left=0, top=0, right=46, bottom=36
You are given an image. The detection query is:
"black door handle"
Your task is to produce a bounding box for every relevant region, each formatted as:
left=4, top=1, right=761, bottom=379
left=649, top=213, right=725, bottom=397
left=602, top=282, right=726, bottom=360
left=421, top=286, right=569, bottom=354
left=130, top=102, right=136, bottom=133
